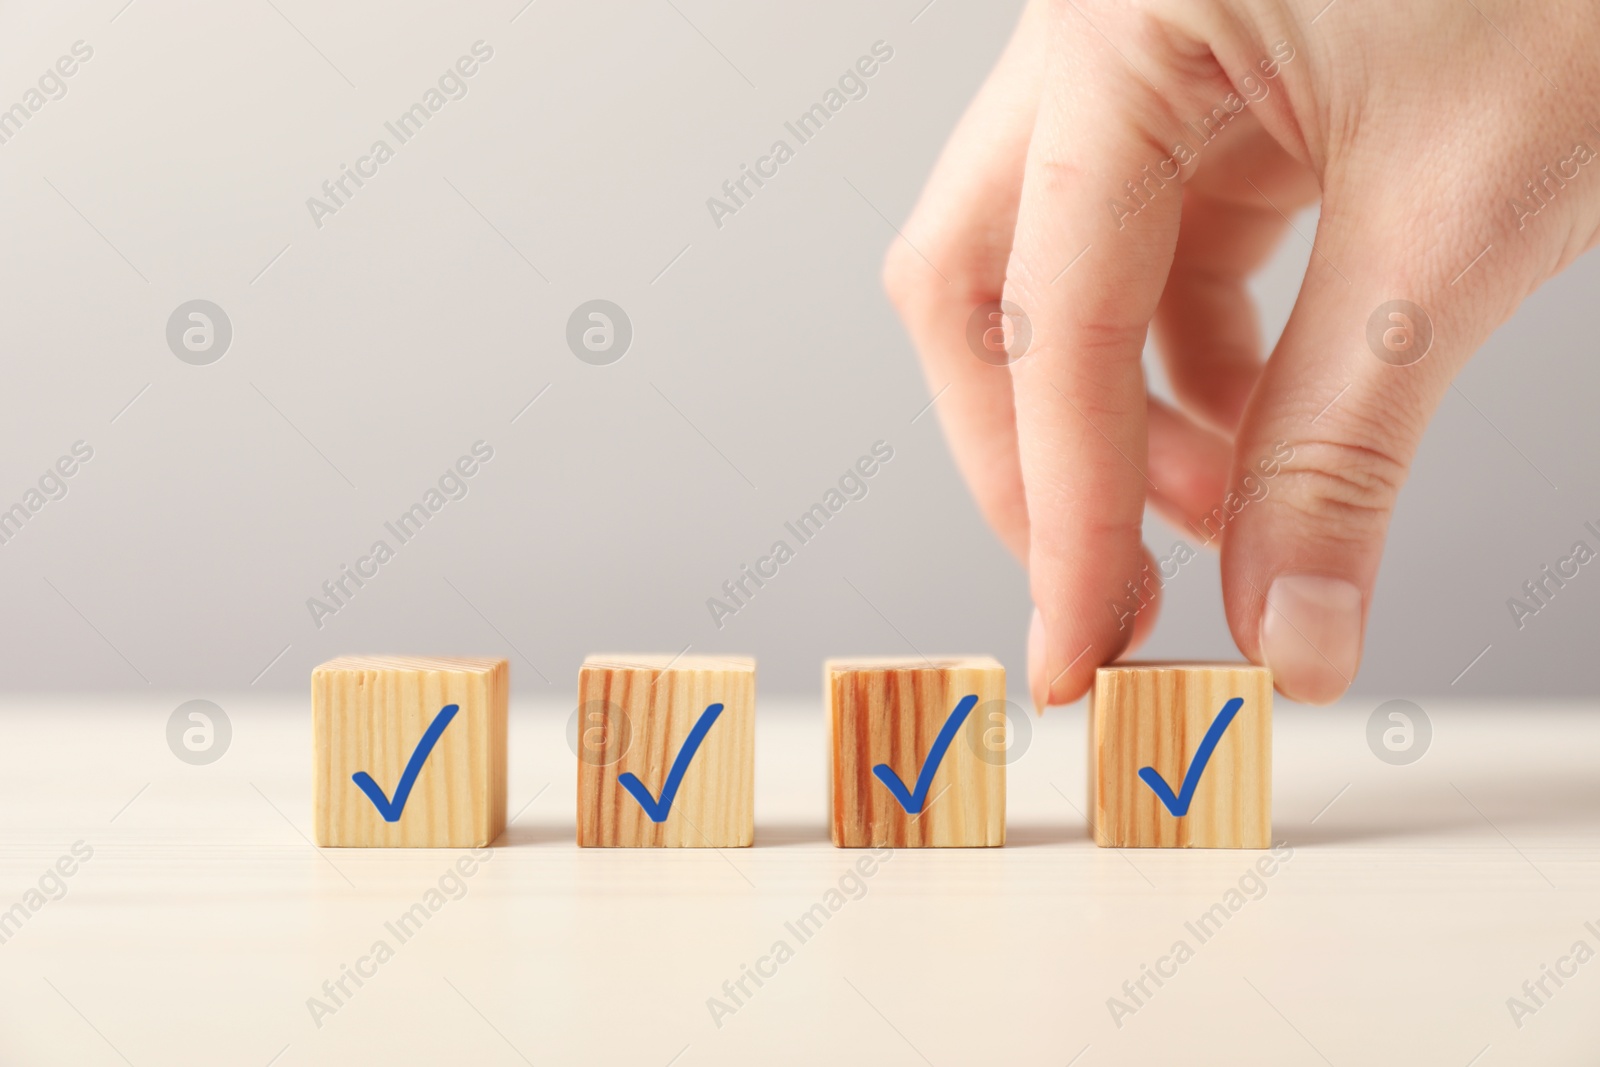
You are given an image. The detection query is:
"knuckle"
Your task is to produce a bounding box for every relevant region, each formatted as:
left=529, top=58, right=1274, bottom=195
left=1005, top=307, right=1147, bottom=390
left=882, top=228, right=1001, bottom=322
left=1270, top=436, right=1409, bottom=534
left=1067, top=316, right=1149, bottom=356
left=880, top=238, right=926, bottom=312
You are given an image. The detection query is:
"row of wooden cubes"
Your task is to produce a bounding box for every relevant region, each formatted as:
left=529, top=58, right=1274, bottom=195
left=313, top=654, right=1271, bottom=849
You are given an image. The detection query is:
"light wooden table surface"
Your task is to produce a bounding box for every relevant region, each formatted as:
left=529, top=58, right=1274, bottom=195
left=0, top=695, right=1595, bottom=1066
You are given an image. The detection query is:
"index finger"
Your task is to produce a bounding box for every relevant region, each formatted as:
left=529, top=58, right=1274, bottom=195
left=1003, top=14, right=1185, bottom=709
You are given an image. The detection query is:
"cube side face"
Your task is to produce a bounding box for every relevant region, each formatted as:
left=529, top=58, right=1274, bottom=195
left=828, top=659, right=1005, bottom=848
left=1089, top=664, right=1271, bottom=849
left=484, top=661, right=509, bottom=843
left=313, top=658, right=507, bottom=848
left=575, top=660, right=755, bottom=847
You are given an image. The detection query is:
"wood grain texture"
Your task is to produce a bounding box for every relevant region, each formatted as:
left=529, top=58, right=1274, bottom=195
left=576, top=654, right=755, bottom=848
left=312, top=655, right=507, bottom=848
left=828, top=656, right=1005, bottom=848
left=1088, top=662, right=1271, bottom=849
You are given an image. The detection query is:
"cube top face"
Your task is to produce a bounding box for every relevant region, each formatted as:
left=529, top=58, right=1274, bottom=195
left=1089, top=662, right=1271, bottom=849
left=583, top=653, right=755, bottom=672
left=827, top=657, right=1006, bottom=848
left=312, top=656, right=508, bottom=848
left=576, top=655, right=755, bottom=848
left=826, top=655, right=1003, bottom=673
left=317, top=653, right=508, bottom=674
left=1099, top=661, right=1265, bottom=674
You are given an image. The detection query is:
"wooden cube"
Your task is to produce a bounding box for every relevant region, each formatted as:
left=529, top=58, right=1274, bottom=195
left=576, top=654, right=755, bottom=848
left=312, top=655, right=507, bottom=848
left=828, top=657, right=1005, bottom=848
left=1088, top=663, right=1271, bottom=849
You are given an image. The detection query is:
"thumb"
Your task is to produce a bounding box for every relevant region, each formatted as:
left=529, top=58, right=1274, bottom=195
left=1220, top=200, right=1506, bottom=704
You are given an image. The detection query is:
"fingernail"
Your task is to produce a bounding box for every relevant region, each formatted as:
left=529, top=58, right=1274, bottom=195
left=1027, top=607, right=1048, bottom=716
left=1259, top=575, right=1362, bottom=704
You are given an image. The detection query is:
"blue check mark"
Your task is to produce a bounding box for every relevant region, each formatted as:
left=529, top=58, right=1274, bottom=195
left=1138, top=697, right=1244, bottom=817
left=872, top=694, right=977, bottom=815
left=618, top=703, right=725, bottom=823
left=352, top=703, right=459, bottom=822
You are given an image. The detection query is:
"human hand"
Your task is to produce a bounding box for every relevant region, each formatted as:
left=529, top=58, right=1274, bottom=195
left=884, top=0, right=1600, bottom=707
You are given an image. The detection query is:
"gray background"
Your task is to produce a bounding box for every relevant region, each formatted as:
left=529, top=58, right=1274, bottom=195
left=0, top=0, right=1594, bottom=701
